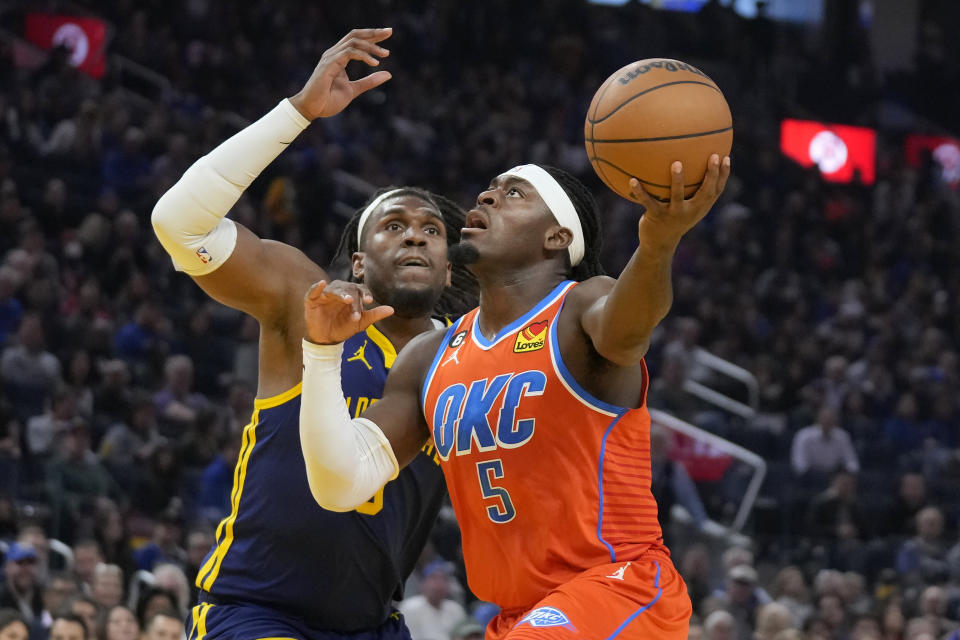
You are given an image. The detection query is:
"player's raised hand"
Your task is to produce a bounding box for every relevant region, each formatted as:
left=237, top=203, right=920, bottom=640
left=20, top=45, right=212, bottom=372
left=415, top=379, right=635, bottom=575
left=630, top=154, right=731, bottom=250
left=289, top=28, right=393, bottom=121
left=303, top=280, right=394, bottom=345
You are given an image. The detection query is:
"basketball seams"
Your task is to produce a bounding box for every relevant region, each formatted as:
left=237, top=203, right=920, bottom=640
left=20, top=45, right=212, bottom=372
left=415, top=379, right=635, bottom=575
left=586, top=125, right=733, bottom=144
left=588, top=80, right=722, bottom=125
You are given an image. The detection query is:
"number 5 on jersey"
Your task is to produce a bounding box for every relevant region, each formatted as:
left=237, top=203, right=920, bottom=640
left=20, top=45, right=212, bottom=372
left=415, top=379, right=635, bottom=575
left=476, top=459, right=516, bottom=523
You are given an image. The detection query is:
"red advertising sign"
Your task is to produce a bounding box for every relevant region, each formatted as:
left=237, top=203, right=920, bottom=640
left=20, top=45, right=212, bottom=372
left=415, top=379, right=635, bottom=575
left=780, top=118, right=876, bottom=184
left=25, top=13, right=107, bottom=78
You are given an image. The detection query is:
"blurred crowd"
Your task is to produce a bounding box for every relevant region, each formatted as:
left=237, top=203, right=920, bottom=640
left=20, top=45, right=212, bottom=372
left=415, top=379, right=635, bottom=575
left=0, top=1, right=958, bottom=639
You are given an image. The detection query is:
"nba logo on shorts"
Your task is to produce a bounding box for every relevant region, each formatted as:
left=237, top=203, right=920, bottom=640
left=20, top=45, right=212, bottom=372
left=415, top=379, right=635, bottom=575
left=516, top=607, right=576, bottom=631
left=196, top=246, right=213, bottom=264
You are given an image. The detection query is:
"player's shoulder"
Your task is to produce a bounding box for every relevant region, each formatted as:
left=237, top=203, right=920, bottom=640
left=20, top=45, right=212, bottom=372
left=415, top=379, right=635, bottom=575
left=564, top=275, right=616, bottom=310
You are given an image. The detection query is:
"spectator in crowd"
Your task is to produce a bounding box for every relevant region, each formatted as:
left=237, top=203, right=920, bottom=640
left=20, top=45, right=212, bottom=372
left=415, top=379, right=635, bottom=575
left=90, top=564, right=124, bottom=611
left=70, top=542, right=102, bottom=594
left=197, top=435, right=239, bottom=521
left=754, top=602, right=795, bottom=640
left=61, top=596, right=98, bottom=640
left=99, top=605, right=139, bottom=640
left=98, top=392, right=165, bottom=483
left=39, top=573, right=78, bottom=633
left=0, top=543, right=42, bottom=624
left=183, top=528, right=214, bottom=603
left=897, top=507, right=951, bottom=587
left=771, top=566, right=813, bottom=627
left=0, top=610, right=28, bottom=640
left=46, top=421, right=121, bottom=541
left=150, top=564, right=189, bottom=617
left=704, top=609, right=736, bottom=640
left=152, top=355, right=207, bottom=436
left=805, top=471, right=869, bottom=570
left=141, top=610, right=183, bottom=640
left=133, top=588, right=178, bottom=631
left=49, top=613, right=88, bottom=640
left=790, top=405, right=860, bottom=479
left=0, top=313, right=61, bottom=421
left=26, top=388, right=79, bottom=460
left=917, top=585, right=957, bottom=637
left=883, top=473, right=930, bottom=538
left=131, top=507, right=185, bottom=572
left=706, top=565, right=770, bottom=640
left=399, top=561, right=467, bottom=640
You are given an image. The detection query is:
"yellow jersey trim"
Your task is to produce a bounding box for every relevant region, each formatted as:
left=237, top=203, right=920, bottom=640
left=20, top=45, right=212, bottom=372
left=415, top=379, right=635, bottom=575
left=254, top=382, right=303, bottom=409
left=365, top=324, right=397, bottom=369
left=197, top=409, right=260, bottom=591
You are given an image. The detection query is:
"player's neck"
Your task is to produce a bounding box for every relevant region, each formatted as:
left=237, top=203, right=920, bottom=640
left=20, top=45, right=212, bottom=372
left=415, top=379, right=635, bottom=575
left=475, top=267, right=566, bottom=340
left=370, top=313, right=438, bottom=352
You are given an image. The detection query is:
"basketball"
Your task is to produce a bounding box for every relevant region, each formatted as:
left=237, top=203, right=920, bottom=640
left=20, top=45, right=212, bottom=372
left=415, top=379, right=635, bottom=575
left=584, top=59, right=733, bottom=202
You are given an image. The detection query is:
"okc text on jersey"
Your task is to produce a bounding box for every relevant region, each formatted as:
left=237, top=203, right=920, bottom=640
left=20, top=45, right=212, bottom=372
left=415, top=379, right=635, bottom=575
left=431, top=369, right=547, bottom=460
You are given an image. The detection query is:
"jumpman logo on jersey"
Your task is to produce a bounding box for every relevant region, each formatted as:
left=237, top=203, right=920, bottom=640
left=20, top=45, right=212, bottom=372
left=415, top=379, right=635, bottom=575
left=441, top=346, right=461, bottom=368
left=606, top=562, right=631, bottom=581
left=347, top=341, right=373, bottom=370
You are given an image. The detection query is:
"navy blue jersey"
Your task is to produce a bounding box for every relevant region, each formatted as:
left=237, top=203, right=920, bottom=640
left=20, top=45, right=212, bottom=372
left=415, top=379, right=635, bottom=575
left=194, top=324, right=446, bottom=632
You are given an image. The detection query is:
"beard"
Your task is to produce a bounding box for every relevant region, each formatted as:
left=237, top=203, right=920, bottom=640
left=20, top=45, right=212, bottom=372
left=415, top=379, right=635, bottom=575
left=449, top=241, right=480, bottom=266
left=366, top=277, right=439, bottom=318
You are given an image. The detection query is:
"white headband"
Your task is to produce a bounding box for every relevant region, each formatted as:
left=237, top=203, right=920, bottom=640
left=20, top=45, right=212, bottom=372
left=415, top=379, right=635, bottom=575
left=357, top=189, right=404, bottom=246
left=501, top=164, right=584, bottom=266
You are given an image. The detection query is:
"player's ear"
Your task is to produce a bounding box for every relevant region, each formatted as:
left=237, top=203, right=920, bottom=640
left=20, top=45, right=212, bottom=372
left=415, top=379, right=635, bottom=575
left=445, top=261, right=452, bottom=288
left=351, top=252, right=366, bottom=281
left=544, top=225, right=573, bottom=252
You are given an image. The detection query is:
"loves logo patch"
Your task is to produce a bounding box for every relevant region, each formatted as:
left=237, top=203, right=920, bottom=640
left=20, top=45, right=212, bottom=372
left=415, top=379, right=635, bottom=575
left=514, top=320, right=548, bottom=353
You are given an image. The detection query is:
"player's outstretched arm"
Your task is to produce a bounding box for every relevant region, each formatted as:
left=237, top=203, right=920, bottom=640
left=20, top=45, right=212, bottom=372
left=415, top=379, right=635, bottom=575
left=580, top=154, right=730, bottom=366
left=299, top=281, right=439, bottom=511
left=151, top=28, right=393, bottom=324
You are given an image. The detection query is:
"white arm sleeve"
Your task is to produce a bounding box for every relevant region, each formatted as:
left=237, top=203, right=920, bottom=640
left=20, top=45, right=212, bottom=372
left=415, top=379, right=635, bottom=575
left=151, top=98, right=310, bottom=275
left=299, top=339, right=400, bottom=512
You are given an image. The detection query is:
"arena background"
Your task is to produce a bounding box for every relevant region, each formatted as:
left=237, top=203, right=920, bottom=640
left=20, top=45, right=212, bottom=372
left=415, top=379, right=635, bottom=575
left=0, top=1, right=959, bottom=639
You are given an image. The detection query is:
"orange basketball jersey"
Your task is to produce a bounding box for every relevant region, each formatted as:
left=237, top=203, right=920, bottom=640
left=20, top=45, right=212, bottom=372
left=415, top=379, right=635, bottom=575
left=421, top=280, right=667, bottom=611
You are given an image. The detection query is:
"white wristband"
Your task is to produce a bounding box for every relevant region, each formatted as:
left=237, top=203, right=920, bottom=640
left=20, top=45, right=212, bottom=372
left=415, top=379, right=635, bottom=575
left=300, top=339, right=399, bottom=512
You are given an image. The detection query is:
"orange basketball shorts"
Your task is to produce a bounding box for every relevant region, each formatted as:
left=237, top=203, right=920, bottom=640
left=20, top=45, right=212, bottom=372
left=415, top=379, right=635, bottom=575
left=487, top=553, right=691, bottom=640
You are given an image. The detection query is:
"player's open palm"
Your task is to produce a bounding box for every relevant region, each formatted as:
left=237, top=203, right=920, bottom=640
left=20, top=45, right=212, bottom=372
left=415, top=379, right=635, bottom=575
left=303, top=280, right=394, bottom=345
left=630, top=153, right=731, bottom=249
left=289, top=28, right=393, bottom=121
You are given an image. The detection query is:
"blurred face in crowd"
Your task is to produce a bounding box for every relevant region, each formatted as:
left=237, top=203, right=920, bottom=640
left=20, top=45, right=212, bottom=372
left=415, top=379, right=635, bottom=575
left=142, top=594, right=177, bottom=627
left=44, top=575, right=79, bottom=614
left=105, top=606, right=139, bottom=640
left=92, top=565, right=123, bottom=608
left=916, top=507, right=943, bottom=541
left=50, top=619, right=85, bottom=640
left=0, top=620, right=28, bottom=640
left=728, top=576, right=755, bottom=604
left=816, top=406, right=838, bottom=433
left=705, top=613, right=735, bottom=640
left=818, top=595, right=845, bottom=629
left=70, top=600, right=98, bottom=636
left=421, top=570, right=451, bottom=607
left=145, top=614, right=183, bottom=640
left=900, top=474, right=925, bottom=506
left=187, top=530, right=214, bottom=567
left=851, top=616, right=881, bottom=640
left=919, top=586, right=946, bottom=617
left=73, top=543, right=103, bottom=584
left=5, top=555, right=38, bottom=592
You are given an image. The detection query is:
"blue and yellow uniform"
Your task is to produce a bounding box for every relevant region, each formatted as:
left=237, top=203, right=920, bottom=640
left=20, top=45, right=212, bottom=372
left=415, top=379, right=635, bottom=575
left=189, top=323, right=446, bottom=640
